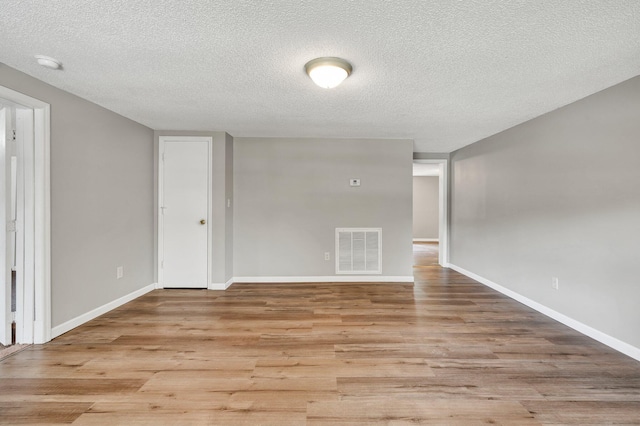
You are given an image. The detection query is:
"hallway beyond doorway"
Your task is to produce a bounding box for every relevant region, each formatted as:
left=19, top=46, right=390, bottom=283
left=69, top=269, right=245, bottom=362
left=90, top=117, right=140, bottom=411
left=413, top=241, right=440, bottom=267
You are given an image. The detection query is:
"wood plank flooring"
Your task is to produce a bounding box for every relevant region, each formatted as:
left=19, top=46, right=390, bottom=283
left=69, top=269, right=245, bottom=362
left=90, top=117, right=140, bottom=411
left=1, top=242, right=639, bottom=424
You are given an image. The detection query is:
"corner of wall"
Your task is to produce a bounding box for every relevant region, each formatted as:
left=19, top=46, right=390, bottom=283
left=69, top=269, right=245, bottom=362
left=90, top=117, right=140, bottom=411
left=224, top=133, right=234, bottom=282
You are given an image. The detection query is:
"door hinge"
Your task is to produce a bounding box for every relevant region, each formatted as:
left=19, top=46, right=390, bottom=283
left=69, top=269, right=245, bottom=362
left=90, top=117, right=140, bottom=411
left=12, top=129, right=16, bottom=141
left=7, top=220, right=17, bottom=232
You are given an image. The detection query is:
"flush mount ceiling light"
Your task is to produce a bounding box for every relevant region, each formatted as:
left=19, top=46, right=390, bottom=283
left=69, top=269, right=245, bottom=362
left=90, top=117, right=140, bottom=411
left=35, top=55, right=62, bottom=70
left=305, top=57, right=352, bottom=89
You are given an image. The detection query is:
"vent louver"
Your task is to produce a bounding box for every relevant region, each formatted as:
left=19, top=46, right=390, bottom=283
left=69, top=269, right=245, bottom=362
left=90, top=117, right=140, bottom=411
left=336, top=228, right=382, bottom=274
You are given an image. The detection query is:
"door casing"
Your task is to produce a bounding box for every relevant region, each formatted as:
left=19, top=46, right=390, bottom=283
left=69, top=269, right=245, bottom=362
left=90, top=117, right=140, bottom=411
left=413, top=159, right=449, bottom=267
left=0, top=86, right=51, bottom=344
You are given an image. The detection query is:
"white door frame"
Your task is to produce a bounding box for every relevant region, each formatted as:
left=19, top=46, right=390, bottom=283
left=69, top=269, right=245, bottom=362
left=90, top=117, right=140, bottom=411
left=413, top=159, right=449, bottom=267
left=157, top=136, right=213, bottom=288
left=0, top=86, right=51, bottom=344
left=0, top=106, right=11, bottom=345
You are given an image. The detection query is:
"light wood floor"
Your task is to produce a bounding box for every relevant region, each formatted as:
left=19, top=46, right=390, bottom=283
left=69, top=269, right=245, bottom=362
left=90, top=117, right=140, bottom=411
left=1, top=243, right=639, bottom=424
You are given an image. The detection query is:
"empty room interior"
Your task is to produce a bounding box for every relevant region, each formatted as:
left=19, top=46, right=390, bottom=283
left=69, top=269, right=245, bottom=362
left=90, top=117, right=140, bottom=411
left=1, top=1, right=640, bottom=424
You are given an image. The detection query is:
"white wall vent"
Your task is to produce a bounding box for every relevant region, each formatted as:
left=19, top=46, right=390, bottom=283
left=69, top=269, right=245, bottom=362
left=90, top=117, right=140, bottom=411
left=336, top=228, right=382, bottom=274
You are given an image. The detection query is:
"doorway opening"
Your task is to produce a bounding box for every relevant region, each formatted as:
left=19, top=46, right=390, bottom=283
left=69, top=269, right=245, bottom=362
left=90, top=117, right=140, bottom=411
left=412, top=159, right=448, bottom=267
left=0, top=86, right=51, bottom=348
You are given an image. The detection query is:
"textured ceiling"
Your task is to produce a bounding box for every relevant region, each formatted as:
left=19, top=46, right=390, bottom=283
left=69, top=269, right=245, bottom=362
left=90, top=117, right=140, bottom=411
left=1, top=1, right=639, bottom=152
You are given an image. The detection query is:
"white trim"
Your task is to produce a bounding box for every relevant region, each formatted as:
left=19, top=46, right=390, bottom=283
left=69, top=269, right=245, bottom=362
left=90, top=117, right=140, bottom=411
left=413, top=238, right=439, bottom=242
left=209, top=278, right=234, bottom=290
left=51, top=283, right=155, bottom=339
left=413, top=159, right=448, bottom=267
left=0, top=86, right=51, bottom=344
left=0, top=107, right=10, bottom=345
left=158, top=136, right=213, bottom=289
left=233, top=276, right=414, bottom=283
left=449, top=263, right=640, bottom=362
left=36, top=105, right=52, bottom=343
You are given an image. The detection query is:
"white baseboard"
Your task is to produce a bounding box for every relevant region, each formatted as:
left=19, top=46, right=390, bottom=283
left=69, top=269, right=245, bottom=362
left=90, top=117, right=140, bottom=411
left=448, top=263, right=640, bottom=362
left=209, top=279, right=234, bottom=290
left=51, top=283, right=156, bottom=339
left=232, top=276, right=414, bottom=283
left=413, top=238, right=439, bottom=242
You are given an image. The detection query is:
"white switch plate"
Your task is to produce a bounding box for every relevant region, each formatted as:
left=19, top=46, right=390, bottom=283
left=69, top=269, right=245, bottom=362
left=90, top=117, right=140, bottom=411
left=350, top=178, right=361, bottom=187
left=552, top=277, right=559, bottom=290
left=117, top=266, right=124, bottom=279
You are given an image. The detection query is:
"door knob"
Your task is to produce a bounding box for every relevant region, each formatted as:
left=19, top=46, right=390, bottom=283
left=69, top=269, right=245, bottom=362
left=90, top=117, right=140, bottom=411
left=200, top=219, right=206, bottom=225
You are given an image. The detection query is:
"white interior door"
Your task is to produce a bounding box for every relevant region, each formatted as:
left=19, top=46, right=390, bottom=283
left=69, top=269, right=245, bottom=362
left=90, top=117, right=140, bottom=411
left=160, top=138, right=210, bottom=288
left=15, top=107, right=34, bottom=344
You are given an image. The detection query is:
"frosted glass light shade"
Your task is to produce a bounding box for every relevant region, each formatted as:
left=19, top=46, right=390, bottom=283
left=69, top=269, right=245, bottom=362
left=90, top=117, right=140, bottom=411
left=305, top=57, right=352, bottom=89
left=35, top=55, right=62, bottom=70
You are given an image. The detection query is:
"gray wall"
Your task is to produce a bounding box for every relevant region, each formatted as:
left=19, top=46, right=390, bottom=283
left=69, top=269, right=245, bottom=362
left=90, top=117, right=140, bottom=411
left=0, top=65, right=154, bottom=328
left=153, top=131, right=234, bottom=285
left=450, top=75, right=640, bottom=348
left=413, top=176, right=439, bottom=239
left=234, top=137, right=414, bottom=278
left=413, top=152, right=450, bottom=161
